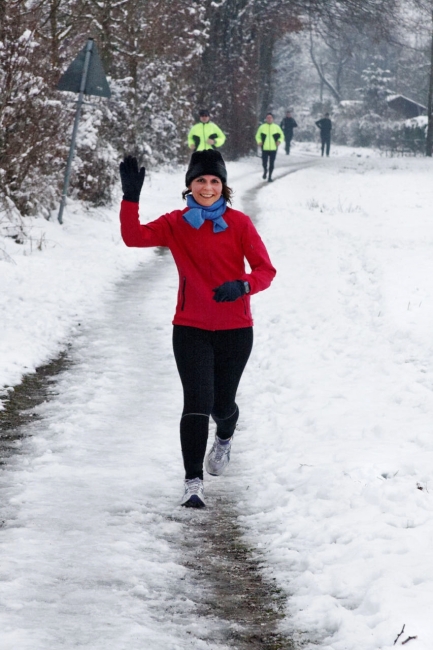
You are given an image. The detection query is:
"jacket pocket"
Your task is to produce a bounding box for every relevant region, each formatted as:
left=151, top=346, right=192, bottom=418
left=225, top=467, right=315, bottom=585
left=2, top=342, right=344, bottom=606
left=241, top=296, right=250, bottom=317
left=181, top=276, right=187, bottom=310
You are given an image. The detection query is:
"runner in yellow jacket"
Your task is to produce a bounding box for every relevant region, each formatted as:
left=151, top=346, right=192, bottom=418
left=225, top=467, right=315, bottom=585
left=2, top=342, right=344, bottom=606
left=255, top=113, right=284, bottom=182
left=188, top=109, right=226, bottom=151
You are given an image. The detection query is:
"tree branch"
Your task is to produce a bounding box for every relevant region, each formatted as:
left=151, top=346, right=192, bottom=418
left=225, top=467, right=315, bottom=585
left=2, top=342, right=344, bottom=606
left=394, top=624, right=405, bottom=645
left=309, top=27, right=341, bottom=102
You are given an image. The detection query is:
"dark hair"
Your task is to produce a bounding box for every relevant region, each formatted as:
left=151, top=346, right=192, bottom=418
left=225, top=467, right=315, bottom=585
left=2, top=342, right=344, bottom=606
left=182, top=183, right=233, bottom=204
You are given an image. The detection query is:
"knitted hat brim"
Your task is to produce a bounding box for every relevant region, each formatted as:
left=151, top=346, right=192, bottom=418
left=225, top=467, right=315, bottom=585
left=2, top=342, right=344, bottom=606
left=185, top=150, right=228, bottom=187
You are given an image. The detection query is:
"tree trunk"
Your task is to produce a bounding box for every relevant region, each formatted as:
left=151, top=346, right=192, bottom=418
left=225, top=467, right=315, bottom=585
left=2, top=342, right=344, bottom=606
left=426, top=9, right=433, bottom=157
left=200, top=0, right=258, bottom=160
left=257, top=24, right=277, bottom=119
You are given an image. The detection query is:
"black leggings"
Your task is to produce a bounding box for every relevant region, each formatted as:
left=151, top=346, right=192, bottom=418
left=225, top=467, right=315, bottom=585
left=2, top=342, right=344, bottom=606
left=262, top=150, right=277, bottom=178
left=172, top=325, right=253, bottom=480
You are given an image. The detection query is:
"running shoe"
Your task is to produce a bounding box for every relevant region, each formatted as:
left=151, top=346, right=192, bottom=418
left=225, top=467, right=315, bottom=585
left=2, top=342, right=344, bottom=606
left=180, top=478, right=206, bottom=508
left=205, top=435, right=232, bottom=476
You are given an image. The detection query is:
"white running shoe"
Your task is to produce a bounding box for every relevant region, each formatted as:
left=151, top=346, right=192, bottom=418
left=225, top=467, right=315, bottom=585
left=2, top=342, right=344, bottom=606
left=205, top=435, right=232, bottom=476
left=180, top=478, right=206, bottom=508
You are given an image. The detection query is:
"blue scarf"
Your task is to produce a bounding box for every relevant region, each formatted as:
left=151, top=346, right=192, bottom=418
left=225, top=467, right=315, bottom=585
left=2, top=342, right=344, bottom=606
left=183, top=195, right=228, bottom=233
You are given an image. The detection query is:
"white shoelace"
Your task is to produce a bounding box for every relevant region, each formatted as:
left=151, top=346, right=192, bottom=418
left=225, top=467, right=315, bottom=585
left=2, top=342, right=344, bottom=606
left=185, top=477, right=203, bottom=494
left=213, top=439, right=230, bottom=461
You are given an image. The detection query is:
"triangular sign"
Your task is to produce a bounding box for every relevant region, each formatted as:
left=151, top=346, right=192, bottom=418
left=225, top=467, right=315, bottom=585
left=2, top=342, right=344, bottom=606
left=57, top=41, right=111, bottom=98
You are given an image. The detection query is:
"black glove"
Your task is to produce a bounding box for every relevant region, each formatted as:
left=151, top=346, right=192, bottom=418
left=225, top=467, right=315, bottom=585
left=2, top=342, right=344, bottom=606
left=212, top=280, right=245, bottom=303
left=119, top=155, right=145, bottom=203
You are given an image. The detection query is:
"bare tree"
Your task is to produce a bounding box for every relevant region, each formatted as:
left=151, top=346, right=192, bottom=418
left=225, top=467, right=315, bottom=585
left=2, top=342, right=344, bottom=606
left=197, top=0, right=303, bottom=159
left=305, top=0, right=399, bottom=105
left=394, top=0, right=433, bottom=155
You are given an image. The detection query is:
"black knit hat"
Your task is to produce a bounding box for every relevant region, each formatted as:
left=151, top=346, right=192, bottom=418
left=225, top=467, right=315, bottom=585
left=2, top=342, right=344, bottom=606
left=185, top=150, right=227, bottom=187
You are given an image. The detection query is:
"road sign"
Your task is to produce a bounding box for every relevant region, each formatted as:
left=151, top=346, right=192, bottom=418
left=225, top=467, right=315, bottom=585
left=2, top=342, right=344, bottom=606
left=56, top=39, right=111, bottom=224
left=57, top=41, right=111, bottom=98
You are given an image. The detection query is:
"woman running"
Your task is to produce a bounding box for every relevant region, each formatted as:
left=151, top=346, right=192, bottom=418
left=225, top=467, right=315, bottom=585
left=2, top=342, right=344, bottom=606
left=119, top=150, right=276, bottom=507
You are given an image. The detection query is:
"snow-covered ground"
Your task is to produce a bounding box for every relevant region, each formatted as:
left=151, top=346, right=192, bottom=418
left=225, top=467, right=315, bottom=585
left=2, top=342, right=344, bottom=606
left=1, top=144, right=433, bottom=649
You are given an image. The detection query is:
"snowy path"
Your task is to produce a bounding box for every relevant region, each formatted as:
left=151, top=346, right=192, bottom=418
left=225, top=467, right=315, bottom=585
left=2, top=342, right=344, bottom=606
left=0, top=154, right=309, bottom=649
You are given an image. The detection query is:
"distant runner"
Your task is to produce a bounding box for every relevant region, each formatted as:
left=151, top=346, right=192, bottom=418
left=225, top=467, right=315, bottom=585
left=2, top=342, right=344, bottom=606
left=280, top=110, right=298, bottom=155
left=255, top=113, right=284, bottom=182
left=119, top=150, right=276, bottom=508
left=315, top=113, right=332, bottom=157
left=188, top=109, right=226, bottom=151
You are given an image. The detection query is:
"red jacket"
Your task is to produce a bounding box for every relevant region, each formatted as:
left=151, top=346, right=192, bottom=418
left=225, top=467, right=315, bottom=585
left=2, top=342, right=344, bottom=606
left=120, top=200, right=276, bottom=330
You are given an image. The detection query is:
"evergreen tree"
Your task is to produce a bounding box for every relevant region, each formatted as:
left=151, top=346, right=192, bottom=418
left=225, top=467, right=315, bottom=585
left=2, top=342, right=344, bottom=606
left=359, top=62, right=393, bottom=114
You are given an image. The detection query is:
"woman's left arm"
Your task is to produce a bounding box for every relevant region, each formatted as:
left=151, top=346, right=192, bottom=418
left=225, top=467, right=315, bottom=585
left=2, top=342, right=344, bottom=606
left=241, top=220, right=276, bottom=294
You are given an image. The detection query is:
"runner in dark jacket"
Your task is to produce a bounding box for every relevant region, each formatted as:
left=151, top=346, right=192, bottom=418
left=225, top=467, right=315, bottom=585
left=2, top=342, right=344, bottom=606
left=315, top=113, right=332, bottom=157
left=119, top=150, right=276, bottom=508
left=280, top=111, right=298, bottom=155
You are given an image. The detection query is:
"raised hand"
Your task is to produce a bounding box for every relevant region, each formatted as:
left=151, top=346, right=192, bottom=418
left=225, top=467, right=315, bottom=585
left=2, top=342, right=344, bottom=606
left=119, top=155, right=145, bottom=203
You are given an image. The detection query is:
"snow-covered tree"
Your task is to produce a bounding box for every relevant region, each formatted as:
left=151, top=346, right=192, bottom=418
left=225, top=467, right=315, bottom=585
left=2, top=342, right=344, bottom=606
left=359, top=62, right=393, bottom=114
left=3, top=0, right=431, bottom=222
left=0, top=1, right=68, bottom=218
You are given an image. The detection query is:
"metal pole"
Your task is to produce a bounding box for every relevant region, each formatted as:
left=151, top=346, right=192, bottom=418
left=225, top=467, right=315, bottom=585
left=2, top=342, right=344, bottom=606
left=57, top=39, right=94, bottom=224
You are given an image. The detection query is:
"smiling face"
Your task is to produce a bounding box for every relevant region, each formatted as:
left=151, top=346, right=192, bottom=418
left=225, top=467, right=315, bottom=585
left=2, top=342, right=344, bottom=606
left=190, top=175, right=223, bottom=206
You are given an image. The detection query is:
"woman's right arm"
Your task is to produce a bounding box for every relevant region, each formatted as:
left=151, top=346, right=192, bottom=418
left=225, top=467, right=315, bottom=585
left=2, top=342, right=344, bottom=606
left=120, top=200, right=171, bottom=248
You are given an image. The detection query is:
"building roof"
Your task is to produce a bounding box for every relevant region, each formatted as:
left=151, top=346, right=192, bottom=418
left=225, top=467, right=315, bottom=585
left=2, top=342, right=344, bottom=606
left=386, top=94, right=426, bottom=119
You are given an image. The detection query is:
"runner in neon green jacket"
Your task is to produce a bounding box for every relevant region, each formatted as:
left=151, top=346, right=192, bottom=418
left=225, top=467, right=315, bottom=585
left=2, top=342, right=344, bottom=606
left=255, top=113, right=284, bottom=182
left=188, top=109, right=226, bottom=151
left=255, top=118, right=284, bottom=151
